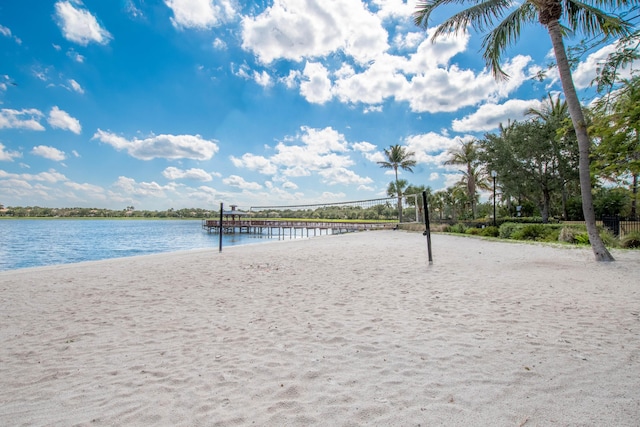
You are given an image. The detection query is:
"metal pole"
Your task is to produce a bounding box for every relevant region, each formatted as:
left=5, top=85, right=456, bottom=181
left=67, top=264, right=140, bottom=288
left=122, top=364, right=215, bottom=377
left=492, top=176, right=497, bottom=227
left=219, top=202, right=223, bottom=252
left=422, top=190, right=433, bottom=264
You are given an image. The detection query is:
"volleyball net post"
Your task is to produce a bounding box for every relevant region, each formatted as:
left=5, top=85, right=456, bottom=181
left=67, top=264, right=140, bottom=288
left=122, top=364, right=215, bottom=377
left=422, top=190, right=433, bottom=264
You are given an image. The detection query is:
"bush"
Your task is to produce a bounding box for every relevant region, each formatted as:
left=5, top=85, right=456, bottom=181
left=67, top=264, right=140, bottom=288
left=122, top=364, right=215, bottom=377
left=480, top=225, right=500, bottom=237
left=465, top=227, right=481, bottom=235
left=511, top=224, right=550, bottom=241
left=445, top=223, right=467, bottom=234
left=599, top=229, right=620, bottom=248
left=574, top=232, right=590, bottom=245
left=621, top=231, right=640, bottom=249
left=499, top=222, right=519, bottom=239
left=558, top=226, right=583, bottom=243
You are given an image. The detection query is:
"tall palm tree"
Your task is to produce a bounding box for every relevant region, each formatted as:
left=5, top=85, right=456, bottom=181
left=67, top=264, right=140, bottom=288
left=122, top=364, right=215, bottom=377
left=444, top=139, right=480, bottom=218
left=378, top=144, right=417, bottom=221
left=414, top=0, right=632, bottom=261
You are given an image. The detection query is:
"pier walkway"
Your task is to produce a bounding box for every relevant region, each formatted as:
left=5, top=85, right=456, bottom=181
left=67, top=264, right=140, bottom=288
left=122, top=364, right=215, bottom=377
left=202, top=219, right=394, bottom=238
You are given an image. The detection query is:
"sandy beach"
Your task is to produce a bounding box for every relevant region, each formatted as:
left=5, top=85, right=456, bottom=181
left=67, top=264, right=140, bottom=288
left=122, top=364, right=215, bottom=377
left=1, top=230, right=639, bottom=426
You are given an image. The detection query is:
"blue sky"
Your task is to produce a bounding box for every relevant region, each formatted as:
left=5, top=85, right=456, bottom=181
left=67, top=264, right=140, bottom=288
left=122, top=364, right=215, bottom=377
left=0, top=0, right=635, bottom=211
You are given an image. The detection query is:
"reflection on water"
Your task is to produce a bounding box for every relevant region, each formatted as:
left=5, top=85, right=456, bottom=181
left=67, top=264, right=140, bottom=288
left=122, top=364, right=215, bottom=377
left=0, top=219, right=286, bottom=271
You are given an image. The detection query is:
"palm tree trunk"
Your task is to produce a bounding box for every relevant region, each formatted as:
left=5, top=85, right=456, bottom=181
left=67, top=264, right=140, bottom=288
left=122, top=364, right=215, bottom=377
left=394, top=167, right=403, bottom=222
left=546, top=20, right=614, bottom=261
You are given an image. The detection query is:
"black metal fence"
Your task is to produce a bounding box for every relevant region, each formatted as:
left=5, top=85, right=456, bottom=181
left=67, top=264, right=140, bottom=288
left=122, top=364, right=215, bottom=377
left=601, top=215, right=640, bottom=237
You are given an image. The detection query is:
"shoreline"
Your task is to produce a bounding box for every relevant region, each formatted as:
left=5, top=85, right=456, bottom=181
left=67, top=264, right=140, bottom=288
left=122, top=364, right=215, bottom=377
left=1, top=230, right=639, bottom=426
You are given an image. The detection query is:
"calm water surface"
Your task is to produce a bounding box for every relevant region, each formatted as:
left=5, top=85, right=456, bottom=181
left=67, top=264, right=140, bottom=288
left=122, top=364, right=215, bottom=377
left=0, top=219, right=279, bottom=271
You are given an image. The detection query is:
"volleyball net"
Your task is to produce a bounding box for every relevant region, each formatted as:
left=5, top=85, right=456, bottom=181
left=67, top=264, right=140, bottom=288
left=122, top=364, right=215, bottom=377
left=249, top=193, right=424, bottom=223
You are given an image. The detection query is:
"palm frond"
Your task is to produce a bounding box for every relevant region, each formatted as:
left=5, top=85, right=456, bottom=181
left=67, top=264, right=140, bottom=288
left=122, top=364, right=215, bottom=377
left=481, top=2, right=537, bottom=79
left=564, top=0, right=634, bottom=38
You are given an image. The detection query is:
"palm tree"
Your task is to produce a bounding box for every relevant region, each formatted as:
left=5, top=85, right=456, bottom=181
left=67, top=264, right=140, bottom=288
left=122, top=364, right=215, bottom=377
left=378, top=144, right=417, bottom=221
left=444, top=139, right=480, bottom=218
left=414, top=0, right=632, bottom=261
left=528, top=94, right=577, bottom=220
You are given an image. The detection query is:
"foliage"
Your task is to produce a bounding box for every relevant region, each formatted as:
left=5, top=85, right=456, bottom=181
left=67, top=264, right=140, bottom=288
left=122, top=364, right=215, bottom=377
left=445, top=223, right=467, bottom=234
left=593, top=187, right=631, bottom=217
left=599, top=229, right=620, bottom=248
left=621, top=231, right=640, bottom=248
left=558, top=226, right=585, bottom=243
left=479, top=226, right=500, bottom=237
left=378, top=144, right=417, bottom=221
left=499, top=222, right=520, bottom=239
left=511, top=224, right=552, bottom=241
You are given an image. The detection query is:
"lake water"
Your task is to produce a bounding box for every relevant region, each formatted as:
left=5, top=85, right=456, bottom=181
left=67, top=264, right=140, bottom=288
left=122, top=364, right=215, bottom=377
left=0, top=219, right=285, bottom=271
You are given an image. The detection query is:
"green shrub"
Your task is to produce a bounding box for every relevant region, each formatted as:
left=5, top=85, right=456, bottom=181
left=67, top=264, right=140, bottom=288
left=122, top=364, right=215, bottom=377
left=465, top=227, right=481, bottom=235
left=445, top=223, right=466, bottom=234
left=574, top=232, right=590, bottom=245
left=480, top=226, right=500, bottom=237
left=499, top=222, right=519, bottom=239
left=599, top=229, right=620, bottom=248
left=621, top=231, right=640, bottom=249
left=544, top=228, right=561, bottom=242
left=511, top=224, right=550, bottom=241
left=558, top=226, right=582, bottom=243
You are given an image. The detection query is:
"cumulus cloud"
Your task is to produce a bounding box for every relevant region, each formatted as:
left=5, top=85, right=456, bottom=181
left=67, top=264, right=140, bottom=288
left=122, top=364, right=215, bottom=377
left=300, top=62, right=333, bottom=104
left=233, top=126, right=372, bottom=187
left=54, top=1, right=112, bottom=46
left=31, top=145, right=67, bottom=161
left=241, top=0, right=388, bottom=65
left=0, top=108, right=45, bottom=131
left=0, top=143, right=22, bottom=162
left=112, top=176, right=168, bottom=197
left=452, top=98, right=544, bottom=132
left=230, top=153, right=277, bottom=175
left=162, top=166, right=213, bottom=181
left=92, top=130, right=219, bottom=161
left=165, top=0, right=236, bottom=29
left=223, top=175, right=263, bottom=190
left=404, top=132, right=468, bottom=166
left=48, top=106, right=82, bottom=134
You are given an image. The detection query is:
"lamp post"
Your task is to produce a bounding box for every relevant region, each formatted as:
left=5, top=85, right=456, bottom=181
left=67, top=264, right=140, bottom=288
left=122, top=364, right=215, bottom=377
left=491, top=170, right=497, bottom=227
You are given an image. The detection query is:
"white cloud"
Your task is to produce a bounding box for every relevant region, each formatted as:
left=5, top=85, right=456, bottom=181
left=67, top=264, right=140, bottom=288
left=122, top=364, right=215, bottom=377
left=404, top=132, right=468, bottom=166
left=223, top=174, right=263, bottom=190
left=241, top=0, right=388, bottom=65
left=230, top=153, right=277, bottom=175
left=0, top=108, right=45, bottom=131
left=113, top=176, right=168, bottom=197
left=0, top=143, right=22, bottom=162
left=54, top=1, right=112, bottom=46
left=48, top=106, right=82, bottom=134
left=212, top=37, right=226, bottom=50
left=300, top=62, right=333, bottom=104
left=253, top=70, right=272, bottom=87
left=452, top=98, right=544, bottom=132
left=165, top=0, right=236, bottom=29
left=0, top=24, right=21, bottom=44
left=68, top=79, right=84, bottom=94
left=233, top=126, right=372, bottom=188
left=31, top=145, right=66, bottom=161
left=162, top=166, right=213, bottom=181
left=92, top=130, right=219, bottom=161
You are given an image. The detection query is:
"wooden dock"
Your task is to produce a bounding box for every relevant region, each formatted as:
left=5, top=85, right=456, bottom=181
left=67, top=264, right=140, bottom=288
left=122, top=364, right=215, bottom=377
left=201, top=219, right=393, bottom=238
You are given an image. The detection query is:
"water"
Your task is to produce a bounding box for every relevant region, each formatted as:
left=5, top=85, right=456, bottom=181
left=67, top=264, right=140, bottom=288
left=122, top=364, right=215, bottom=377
left=0, top=219, right=284, bottom=271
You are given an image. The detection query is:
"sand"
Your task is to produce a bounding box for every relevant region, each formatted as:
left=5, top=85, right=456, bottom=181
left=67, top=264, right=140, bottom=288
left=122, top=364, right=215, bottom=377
left=0, top=230, right=639, bottom=426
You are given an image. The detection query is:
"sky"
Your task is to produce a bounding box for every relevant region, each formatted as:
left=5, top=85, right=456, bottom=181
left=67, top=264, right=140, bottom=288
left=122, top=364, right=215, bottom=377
left=0, top=0, right=636, bottom=211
